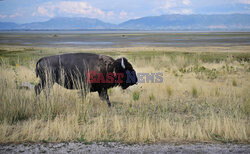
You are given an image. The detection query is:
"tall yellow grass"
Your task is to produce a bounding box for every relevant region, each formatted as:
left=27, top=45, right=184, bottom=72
left=0, top=47, right=249, bottom=143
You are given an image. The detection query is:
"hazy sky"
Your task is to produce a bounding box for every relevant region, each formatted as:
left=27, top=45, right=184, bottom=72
left=0, top=0, right=250, bottom=24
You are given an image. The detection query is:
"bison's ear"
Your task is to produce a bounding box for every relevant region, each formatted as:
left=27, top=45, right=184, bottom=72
left=121, top=58, right=125, bottom=69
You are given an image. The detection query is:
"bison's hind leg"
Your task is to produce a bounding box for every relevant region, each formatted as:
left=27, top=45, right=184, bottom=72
left=35, top=83, right=43, bottom=96
left=35, top=79, right=55, bottom=100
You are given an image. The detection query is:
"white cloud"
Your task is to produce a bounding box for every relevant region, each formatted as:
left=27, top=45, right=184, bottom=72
left=155, top=0, right=193, bottom=15
left=119, top=11, right=128, bottom=19
left=120, top=11, right=127, bottom=16
left=0, top=13, right=21, bottom=19
left=183, top=0, right=191, bottom=5
left=32, top=1, right=132, bottom=23
left=171, top=9, right=193, bottom=14
left=161, top=0, right=191, bottom=9
left=57, top=1, right=105, bottom=17
left=238, top=0, right=250, bottom=4
left=0, top=14, right=7, bottom=18
left=9, top=13, right=21, bottom=18
left=37, top=7, right=54, bottom=18
left=107, top=11, right=114, bottom=17
left=33, top=1, right=116, bottom=19
left=162, top=0, right=176, bottom=9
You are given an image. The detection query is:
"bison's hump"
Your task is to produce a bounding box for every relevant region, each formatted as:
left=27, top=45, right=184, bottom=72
left=98, top=55, right=114, bottom=71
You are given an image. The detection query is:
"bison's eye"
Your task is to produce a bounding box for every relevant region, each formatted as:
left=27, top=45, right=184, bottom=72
left=127, top=65, right=133, bottom=70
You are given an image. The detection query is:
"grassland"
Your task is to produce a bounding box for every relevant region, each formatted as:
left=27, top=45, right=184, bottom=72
left=0, top=44, right=249, bottom=144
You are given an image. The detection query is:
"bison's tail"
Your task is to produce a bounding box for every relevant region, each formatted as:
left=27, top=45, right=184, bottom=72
left=35, top=58, right=42, bottom=78
left=35, top=61, right=39, bottom=78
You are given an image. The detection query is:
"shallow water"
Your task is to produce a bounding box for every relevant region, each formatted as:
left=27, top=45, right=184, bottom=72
left=0, top=31, right=250, bottom=48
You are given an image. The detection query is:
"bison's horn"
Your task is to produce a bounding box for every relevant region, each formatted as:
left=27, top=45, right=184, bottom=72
left=121, top=58, right=125, bottom=69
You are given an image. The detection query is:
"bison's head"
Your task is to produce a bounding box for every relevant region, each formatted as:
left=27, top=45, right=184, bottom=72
left=114, top=57, right=138, bottom=89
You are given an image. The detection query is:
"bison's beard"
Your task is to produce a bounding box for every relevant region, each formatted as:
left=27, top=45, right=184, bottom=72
left=121, top=81, right=137, bottom=90
left=121, top=84, right=130, bottom=90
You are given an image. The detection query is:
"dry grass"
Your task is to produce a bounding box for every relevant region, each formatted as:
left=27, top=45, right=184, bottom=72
left=0, top=46, right=249, bottom=144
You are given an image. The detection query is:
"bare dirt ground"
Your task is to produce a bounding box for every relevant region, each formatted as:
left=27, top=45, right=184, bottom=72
left=0, top=142, right=249, bottom=154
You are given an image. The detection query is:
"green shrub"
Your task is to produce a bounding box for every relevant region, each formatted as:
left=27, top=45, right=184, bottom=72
left=232, top=80, right=237, bottom=87
left=149, top=93, right=155, bottom=101
left=192, top=86, right=198, bottom=98
left=166, top=86, right=172, bottom=98
left=132, top=91, right=140, bottom=101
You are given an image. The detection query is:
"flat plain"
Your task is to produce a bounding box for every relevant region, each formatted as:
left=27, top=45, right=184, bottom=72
left=0, top=32, right=249, bottom=148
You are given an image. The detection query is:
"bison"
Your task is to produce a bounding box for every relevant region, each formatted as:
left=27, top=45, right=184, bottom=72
left=35, top=53, right=138, bottom=107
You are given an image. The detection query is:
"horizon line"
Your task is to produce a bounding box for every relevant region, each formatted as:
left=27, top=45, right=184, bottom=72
left=1, top=13, right=250, bottom=25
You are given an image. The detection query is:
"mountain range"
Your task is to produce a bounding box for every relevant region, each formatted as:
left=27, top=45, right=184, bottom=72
left=1, top=14, right=250, bottom=31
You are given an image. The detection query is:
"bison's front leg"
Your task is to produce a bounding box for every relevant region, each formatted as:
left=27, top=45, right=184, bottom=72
left=98, top=89, right=111, bottom=107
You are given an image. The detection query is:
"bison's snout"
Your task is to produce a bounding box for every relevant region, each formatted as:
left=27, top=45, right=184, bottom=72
left=126, top=70, right=137, bottom=85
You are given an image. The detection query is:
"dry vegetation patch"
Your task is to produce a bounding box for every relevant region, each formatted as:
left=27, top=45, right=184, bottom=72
left=0, top=46, right=249, bottom=143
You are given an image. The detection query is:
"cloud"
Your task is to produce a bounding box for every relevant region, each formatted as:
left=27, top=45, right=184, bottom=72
left=33, top=1, right=120, bottom=19
left=182, top=0, right=191, bottom=5
left=9, top=13, right=21, bottom=18
left=155, top=0, right=193, bottom=15
left=107, top=11, right=114, bottom=17
left=161, top=0, right=176, bottom=9
left=160, top=0, right=191, bottom=9
left=0, top=13, right=20, bottom=19
left=37, top=7, right=54, bottom=18
left=238, top=0, right=250, bottom=4
left=171, top=9, right=193, bottom=14
left=56, top=1, right=105, bottom=17
left=0, top=14, right=7, bottom=18
left=119, top=11, right=127, bottom=16
left=32, top=1, right=132, bottom=23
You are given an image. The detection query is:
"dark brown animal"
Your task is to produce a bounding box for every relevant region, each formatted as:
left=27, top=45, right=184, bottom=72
left=35, top=53, right=138, bottom=107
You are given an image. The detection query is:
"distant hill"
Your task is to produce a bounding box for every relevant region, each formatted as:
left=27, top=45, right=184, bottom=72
left=119, top=14, right=250, bottom=30
left=0, top=14, right=250, bottom=30
left=0, top=22, right=19, bottom=29
left=0, top=17, right=115, bottom=30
